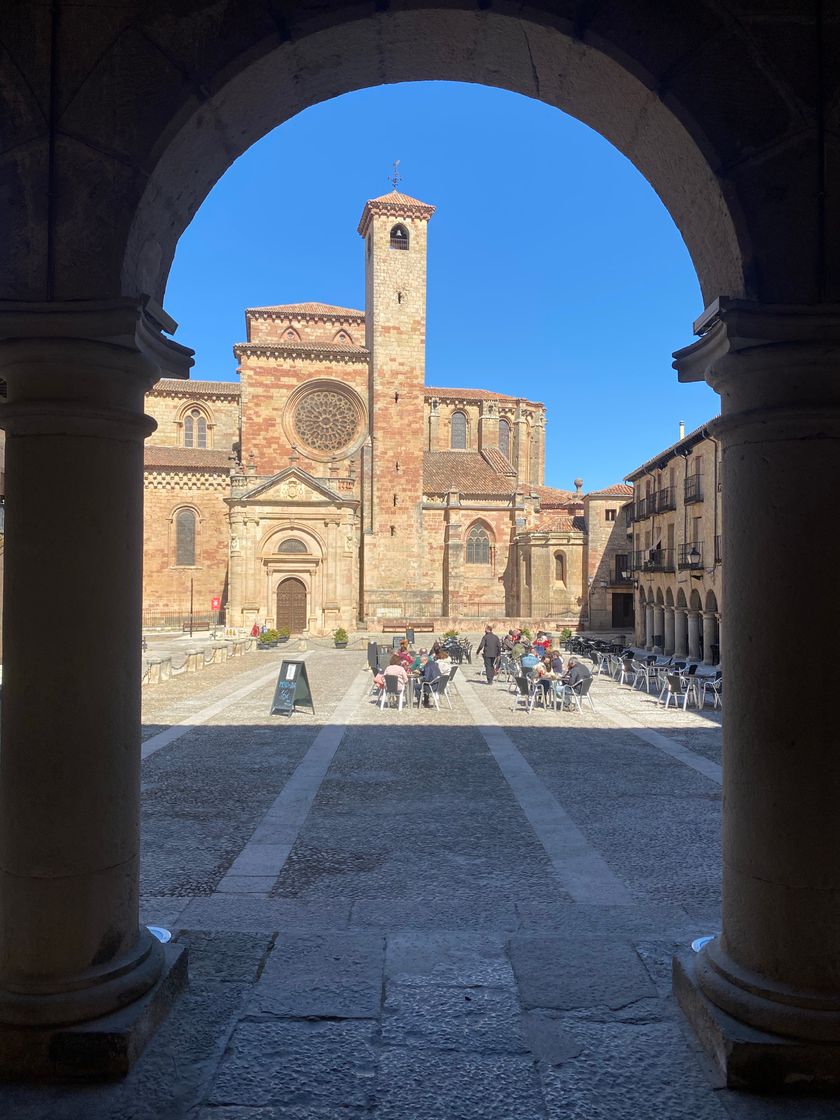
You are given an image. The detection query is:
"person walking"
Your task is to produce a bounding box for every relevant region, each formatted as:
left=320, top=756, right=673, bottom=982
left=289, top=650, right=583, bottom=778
left=476, top=624, right=502, bottom=685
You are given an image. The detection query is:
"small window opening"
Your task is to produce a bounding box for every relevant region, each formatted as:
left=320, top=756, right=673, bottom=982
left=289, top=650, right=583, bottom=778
left=605, top=508, right=617, bottom=522
left=390, top=224, right=409, bottom=250
left=393, top=493, right=398, bottom=507
left=396, top=291, right=403, bottom=304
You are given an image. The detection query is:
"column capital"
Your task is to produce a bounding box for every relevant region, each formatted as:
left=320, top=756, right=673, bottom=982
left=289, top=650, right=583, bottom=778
left=674, top=300, right=840, bottom=438
left=674, top=299, right=840, bottom=383
left=0, top=297, right=193, bottom=438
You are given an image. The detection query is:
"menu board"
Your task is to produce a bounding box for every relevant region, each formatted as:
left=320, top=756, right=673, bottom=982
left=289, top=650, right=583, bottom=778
left=270, top=660, right=314, bottom=716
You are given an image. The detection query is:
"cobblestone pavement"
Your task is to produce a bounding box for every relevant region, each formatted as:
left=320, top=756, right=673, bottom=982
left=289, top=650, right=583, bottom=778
left=4, top=649, right=836, bottom=1119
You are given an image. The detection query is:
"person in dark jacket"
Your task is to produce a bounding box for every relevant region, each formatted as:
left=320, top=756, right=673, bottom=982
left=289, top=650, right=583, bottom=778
left=476, top=625, right=502, bottom=684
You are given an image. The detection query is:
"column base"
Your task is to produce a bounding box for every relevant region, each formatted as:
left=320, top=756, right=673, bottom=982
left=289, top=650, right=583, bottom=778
left=674, top=950, right=840, bottom=1092
left=0, top=943, right=187, bottom=1081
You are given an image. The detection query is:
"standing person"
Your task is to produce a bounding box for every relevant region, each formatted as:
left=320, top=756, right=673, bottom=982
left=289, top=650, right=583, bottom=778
left=250, top=622, right=260, bottom=638
left=476, top=624, right=502, bottom=685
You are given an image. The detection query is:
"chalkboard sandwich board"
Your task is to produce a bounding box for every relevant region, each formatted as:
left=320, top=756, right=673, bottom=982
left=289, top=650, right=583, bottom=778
left=270, top=659, right=315, bottom=716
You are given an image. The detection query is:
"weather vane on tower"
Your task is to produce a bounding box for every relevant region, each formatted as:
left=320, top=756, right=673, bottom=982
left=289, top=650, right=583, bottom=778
left=389, top=159, right=402, bottom=190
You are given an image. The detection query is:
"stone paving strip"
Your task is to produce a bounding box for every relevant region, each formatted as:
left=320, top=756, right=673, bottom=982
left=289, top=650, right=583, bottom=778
left=213, top=668, right=373, bottom=896
left=595, top=692, right=722, bottom=785
left=141, top=655, right=308, bottom=759
left=453, top=671, right=634, bottom=906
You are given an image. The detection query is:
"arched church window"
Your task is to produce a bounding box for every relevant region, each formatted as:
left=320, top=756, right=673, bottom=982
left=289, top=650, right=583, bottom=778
left=450, top=411, right=467, bottom=449
left=277, top=538, right=308, bottom=554
left=499, top=418, right=511, bottom=459
left=554, top=551, right=566, bottom=582
left=175, top=508, right=196, bottom=566
left=183, top=408, right=208, bottom=449
left=466, top=525, right=491, bottom=565
left=390, top=224, right=409, bottom=250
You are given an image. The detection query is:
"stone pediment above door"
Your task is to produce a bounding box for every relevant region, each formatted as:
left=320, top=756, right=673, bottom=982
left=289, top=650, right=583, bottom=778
left=238, top=467, right=346, bottom=506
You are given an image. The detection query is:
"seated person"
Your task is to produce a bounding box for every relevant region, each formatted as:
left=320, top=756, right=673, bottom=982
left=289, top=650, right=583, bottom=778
left=533, top=653, right=556, bottom=698
left=383, top=653, right=409, bottom=693
left=416, top=648, right=444, bottom=705
left=520, top=648, right=540, bottom=674
left=558, top=656, right=592, bottom=705
left=398, top=645, right=415, bottom=668
left=550, top=650, right=564, bottom=675
left=411, top=648, right=429, bottom=671
left=501, top=629, right=516, bottom=653
left=564, top=656, right=592, bottom=688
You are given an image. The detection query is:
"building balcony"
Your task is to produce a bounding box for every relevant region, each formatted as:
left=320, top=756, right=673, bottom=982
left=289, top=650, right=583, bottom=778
left=684, top=475, right=703, bottom=504
left=644, top=547, right=675, bottom=572
left=678, top=541, right=704, bottom=570
left=656, top=486, right=677, bottom=513
left=611, top=568, right=635, bottom=585
left=634, top=497, right=653, bottom=521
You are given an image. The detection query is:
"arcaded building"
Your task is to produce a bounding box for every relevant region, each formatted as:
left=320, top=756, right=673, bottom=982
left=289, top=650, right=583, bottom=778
left=142, top=189, right=630, bottom=634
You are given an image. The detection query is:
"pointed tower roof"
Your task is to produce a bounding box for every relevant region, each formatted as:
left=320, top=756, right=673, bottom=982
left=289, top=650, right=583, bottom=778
left=357, top=189, right=436, bottom=236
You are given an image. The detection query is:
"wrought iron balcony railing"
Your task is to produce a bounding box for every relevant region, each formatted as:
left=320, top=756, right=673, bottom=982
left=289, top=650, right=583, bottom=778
left=684, top=475, right=703, bottom=504
left=678, top=541, right=704, bottom=569
left=656, top=486, right=677, bottom=512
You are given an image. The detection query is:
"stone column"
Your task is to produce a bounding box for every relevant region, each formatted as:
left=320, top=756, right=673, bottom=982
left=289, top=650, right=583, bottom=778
left=672, top=302, right=840, bottom=1089
left=0, top=299, right=190, bottom=1076
left=702, top=610, right=717, bottom=665
left=653, top=603, right=665, bottom=652
left=687, top=610, right=701, bottom=659
left=664, top=607, right=675, bottom=655
left=673, top=608, right=688, bottom=657
left=644, top=603, right=654, bottom=649
left=427, top=397, right=439, bottom=450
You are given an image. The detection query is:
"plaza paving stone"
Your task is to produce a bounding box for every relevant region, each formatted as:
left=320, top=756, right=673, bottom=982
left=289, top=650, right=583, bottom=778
left=3, top=645, right=838, bottom=1119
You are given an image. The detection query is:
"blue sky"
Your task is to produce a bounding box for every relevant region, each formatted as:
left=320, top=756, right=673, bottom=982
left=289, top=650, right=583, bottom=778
left=165, top=82, right=718, bottom=491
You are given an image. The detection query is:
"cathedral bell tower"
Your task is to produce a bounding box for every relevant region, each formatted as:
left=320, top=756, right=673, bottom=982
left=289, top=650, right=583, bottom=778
left=357, top=182, right=435, bottom=614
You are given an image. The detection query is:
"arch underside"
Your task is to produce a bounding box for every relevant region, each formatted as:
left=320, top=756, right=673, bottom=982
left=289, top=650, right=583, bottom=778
left=10, top=2, right=823, bottom=310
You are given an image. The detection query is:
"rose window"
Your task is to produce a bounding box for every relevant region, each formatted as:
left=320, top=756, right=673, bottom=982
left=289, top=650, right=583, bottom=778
left=293, top=389, right=360, bottom=453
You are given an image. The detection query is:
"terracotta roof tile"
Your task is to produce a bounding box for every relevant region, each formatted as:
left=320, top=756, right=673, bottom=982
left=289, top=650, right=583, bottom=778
left=480, top=448, right=516, bottom=476
left=423, top=452, right=515, bottom=496
left=358, top=189, right=436, bottom=235
left=587, top=483, right=633, bottom=498
left=144, top=446, right=231, bottom=469
left=425, top=387, right=544, bottom=408
left=151, top=379, right=240, bottom=397
left=247, top=302, right=365, bottom=320
left=528, top=513, right=587, bottom=533
left=532, top=484, right=577, bottom=508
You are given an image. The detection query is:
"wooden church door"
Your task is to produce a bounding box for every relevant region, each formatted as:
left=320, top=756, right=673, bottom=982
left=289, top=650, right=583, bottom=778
left=276, top=578, right=307, bottom=633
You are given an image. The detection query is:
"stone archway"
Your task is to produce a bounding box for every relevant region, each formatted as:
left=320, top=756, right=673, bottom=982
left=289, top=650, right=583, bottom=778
left=2, top=0, right=840, bottom=1091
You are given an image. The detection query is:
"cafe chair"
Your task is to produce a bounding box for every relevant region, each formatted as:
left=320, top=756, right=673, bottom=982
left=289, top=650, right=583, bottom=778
left=419, top=678, right=442, bottom=711
left=511, top=675, right=533, bottom=713
left=379, top=675, right=405, bottom=711
left=558, top=676, right=596, bottom=714
left=441, top=665, right=458, bottom=709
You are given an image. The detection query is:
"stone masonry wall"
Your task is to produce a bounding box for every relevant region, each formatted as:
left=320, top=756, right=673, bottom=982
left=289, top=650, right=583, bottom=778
left=142, top=470, right=230, bottom=617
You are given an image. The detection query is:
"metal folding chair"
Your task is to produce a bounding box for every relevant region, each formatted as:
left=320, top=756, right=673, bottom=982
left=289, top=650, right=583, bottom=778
left=380, top=675, right=405, bottom=711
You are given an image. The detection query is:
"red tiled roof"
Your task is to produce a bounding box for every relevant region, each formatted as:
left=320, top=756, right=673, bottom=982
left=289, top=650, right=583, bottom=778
left=247, top=302, right=365, bottom=320
left=480, top=448, right=516, bottom=476
left=424, top=387, right=544, bottom=408
left=151, top=379, right=240, bottom=397
left=530, top=513, right=587, bottom=533
left=144, top=446, right=231, bottom=469
left=587, top=483, right=633, bottom=498
left=358, top=189, right=436, bottom=235
left=532, top=484, right=577, bottom=508
left=423, top=452, right=515, bottom=496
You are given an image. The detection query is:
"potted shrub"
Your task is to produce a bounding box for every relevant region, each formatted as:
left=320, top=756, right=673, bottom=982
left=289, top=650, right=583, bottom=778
left=333, top=626, right=349, bottom=649
left=520, top=626, right=532, bottom=640
left=276, top=625, right=291, bottom=644
left=560, top=627, right=572, bottom=642
left=443, top=628, right=459, bottom=639
left=257, top=628, right=279, bottom=649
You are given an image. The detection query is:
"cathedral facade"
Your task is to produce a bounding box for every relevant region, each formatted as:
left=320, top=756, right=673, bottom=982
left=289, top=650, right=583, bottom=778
left=143, top=189, right=632, bottom=634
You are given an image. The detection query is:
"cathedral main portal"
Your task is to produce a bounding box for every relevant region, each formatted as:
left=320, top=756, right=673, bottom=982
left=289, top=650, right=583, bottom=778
left=276, top=577, right=307, bottom=633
